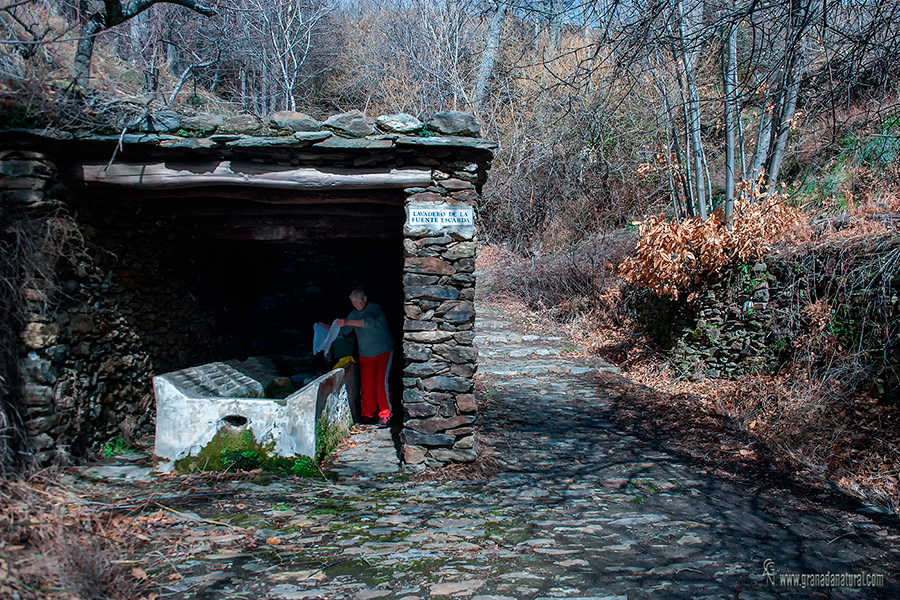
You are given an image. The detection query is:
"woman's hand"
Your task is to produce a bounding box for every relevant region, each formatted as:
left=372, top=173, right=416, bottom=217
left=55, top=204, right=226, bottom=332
left=335, top=319, right=346, bottom=327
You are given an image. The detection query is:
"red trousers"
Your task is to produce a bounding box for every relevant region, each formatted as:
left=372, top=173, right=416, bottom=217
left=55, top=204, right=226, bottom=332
left=359, top=351, right=392, bottom=419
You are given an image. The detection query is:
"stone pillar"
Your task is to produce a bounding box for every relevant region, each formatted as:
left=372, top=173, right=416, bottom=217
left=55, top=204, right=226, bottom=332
left=399, top=169, right=480, bottom=469
left=0, top=150, right=62, bottom=463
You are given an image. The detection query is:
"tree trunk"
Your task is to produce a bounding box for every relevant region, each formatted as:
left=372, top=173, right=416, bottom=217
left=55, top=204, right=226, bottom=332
left=764, top=58, right=800, bottom=195
left=746, top=72, right=778, bottom=192
left=72, top=16, right=104, bottom=87
left=723, top=22, right=737, bottom=227
left=676, top=0, right=707, bottom=219
left=472, top=2, right=508, bottom=114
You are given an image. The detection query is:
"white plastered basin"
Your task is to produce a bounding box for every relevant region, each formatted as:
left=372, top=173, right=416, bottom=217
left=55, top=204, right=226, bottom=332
left=153, top=360, right=354, bottom=471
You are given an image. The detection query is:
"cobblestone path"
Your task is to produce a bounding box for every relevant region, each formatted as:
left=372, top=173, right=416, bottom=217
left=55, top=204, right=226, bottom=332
left=81, top=301, right=899, bottom=599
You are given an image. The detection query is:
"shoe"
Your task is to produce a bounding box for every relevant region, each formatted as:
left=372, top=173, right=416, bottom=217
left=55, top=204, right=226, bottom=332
left=376, top=416, right=391, bottom=428
left=360, top=416, right=377, bottom=425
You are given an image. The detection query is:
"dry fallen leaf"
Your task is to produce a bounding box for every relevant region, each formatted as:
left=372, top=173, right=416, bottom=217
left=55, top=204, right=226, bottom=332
left=266, top=537, right=281, bottom=546
left=132, top=566, right=148, bottom=580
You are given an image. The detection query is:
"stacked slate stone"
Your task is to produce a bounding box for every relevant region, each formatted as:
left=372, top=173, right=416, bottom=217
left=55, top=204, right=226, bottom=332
left=1, top=150, right=63, bottom=462
left=400, top=121, right=480, bottom=467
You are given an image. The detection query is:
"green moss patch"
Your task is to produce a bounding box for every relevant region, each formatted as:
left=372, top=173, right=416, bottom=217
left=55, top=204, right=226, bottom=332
left=173, top=427, right=327, bottom=478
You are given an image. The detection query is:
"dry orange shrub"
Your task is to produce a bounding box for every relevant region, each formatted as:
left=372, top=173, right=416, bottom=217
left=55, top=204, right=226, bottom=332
left=619, top=197, right=800, bottom=298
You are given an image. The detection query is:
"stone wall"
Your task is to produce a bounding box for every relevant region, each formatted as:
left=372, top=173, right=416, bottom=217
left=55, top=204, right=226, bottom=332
left=635, top=259, right=781, bottom=381
left=18, top=197, right=230, bottom=461
left=1, top=149, right=63, bottom=464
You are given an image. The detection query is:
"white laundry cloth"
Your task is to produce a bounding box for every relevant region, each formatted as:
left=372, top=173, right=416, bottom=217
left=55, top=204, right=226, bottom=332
left=313, top=319, right=342, bottom=355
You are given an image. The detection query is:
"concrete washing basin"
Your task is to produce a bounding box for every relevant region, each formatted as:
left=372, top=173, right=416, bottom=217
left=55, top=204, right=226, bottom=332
left=153, top=357, right=355, bottom=471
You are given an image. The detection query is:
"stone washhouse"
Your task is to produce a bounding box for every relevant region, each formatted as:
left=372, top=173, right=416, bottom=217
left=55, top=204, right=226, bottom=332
left=1, top=109, right=495, bottom=470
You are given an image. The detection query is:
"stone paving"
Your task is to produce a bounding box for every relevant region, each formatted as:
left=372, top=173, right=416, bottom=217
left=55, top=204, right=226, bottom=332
left=77, top=302, right=900, bottom=599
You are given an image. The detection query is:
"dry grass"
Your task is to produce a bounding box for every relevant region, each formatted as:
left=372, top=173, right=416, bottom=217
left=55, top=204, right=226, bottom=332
left=0, top=471, right=147, bottom=599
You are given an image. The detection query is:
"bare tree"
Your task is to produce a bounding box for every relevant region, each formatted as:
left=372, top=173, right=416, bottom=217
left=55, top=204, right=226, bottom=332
left=71, top=0, right=216, bottom=88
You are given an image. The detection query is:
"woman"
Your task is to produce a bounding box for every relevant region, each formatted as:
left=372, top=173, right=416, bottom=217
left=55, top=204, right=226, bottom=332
left=334, top=287, right=394, bottom=427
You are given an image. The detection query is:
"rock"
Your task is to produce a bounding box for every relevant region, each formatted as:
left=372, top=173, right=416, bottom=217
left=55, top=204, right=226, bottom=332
left=405, top=330, right=455, bottom=344
left=294, top=131, right=332, bottom=142
left=403, top=389, right=428, bottom=404
left=443, top=242, right=476, bottom=260
left=268, top=111, right=322, bottom=131
left=457, top=394, right=477, bottom=413
left=227, top=135, right=329, bottom=147
left=405, top=256, right=455, bottom=275
left=438, top=178, right=475, bottom=190
left=0, top=159, right=52, bottom=178
left=439, top=400, right=457, bottom=417
left=314, top=137, right=392, bottom=149
left=752, top=287, right=770, bottom=303
left=404, top=305, right=424, bottom=321
left=396, top=136, right=497, bottom=149
left=404, top=273, right=439, bottom=286
left=423, top=235, right=454, bottom=246
left=21, top=357, right=56, bottom=385
left=23, top=384, right=53, bottom=406
left=426, top=111, right=481, bottom=136
left=180, top=113, right=223, bottom=132
left=70, top=314, right=94, bottom=334
left=422, top=376, right=471, bottom=393
left=451, top=363, right=477, bottom=377
left=403, top=342, right=432, bottom=362
left=403, top=319, right=437, bottom=331
left=430, top=448, right=476, bottom=462
left=406, top=191, right=447, bottom=204
left=434, top=344, right=477, bottom=364
left=30, top=432, right=54, bottom=450
left=401, top=430, right=455, bottom=447
left=375, top=113, right=424, bottom=134
left=443, top=301, right=476, bottom=324
left=45, top=344, right=69, bottom=362
left=0, top=189, right=44, bottom=204
left=323, top=110, right=375, bottom=137
left=159, top=137, right=216, bottom=149
left=404, top=362, right=444, bottom=377
left=222, top=114, right=262, bottom=133
left=456, top=257, right=475, bottom=273
left=454, top=435, right=475, bottom=449
left=22, top=322, right=59, bottom=349
left=405, top=403, right=437, bottom=418
left=0, top=176, right=46, bottom=190
left=455, top=331, right=475, bottom=345
left=406, top=415, right=473, bottom=434
left=210, top=134, right=242, bottom=144
left=404, top=285, right=460, bottom=301
left=131, top=110, right=180, bottom=133
left=25, top=414, right=59, bottom=435
left=402, top=444, right=427, bottom=464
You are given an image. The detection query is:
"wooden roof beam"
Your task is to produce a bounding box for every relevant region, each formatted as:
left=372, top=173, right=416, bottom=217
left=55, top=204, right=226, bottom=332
left=81, top=162, right=433, bottom=190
